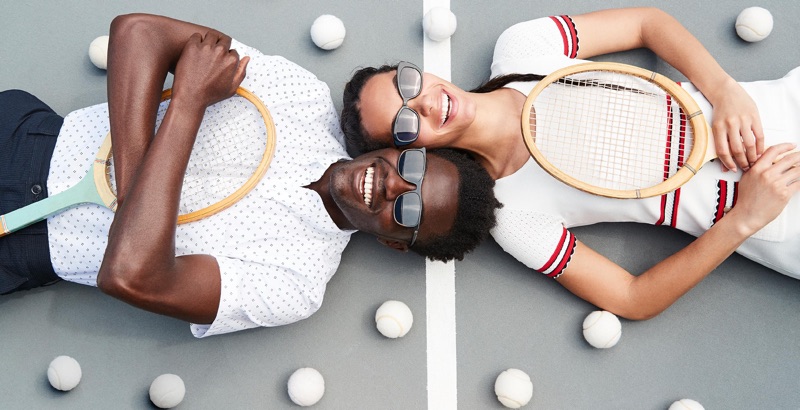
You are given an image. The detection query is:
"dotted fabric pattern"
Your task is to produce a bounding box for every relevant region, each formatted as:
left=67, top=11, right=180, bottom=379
left=46, top=40, right=354, bottom=337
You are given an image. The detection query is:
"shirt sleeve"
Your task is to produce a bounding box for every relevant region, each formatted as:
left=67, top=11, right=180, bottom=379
left=190, top=255, right=331, bottom=338
left=230, top=39, right=264, bottom=58
left=492, top=15, right=579, bottom=64
left=491, top=207, right=577, bottom=279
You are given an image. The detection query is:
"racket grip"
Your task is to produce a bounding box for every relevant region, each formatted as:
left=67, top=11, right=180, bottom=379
left=0, top=171, right=107, bottom=236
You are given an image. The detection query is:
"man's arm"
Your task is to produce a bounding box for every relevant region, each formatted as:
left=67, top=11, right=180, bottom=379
left=106, top=13, right=218, bottom=204
left=97, top=15, right=249, bottom=324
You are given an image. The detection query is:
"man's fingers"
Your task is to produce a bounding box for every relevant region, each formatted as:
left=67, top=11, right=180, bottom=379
left=234, top=56, right=250, bottom=87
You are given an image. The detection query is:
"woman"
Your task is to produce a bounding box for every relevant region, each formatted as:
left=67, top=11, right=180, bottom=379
left=340, top=7, right=800, bottom=319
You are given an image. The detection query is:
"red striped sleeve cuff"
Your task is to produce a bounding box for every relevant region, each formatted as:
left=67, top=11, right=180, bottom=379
left=538, top=227, right=577, bottom=279
left=549, top=15, right=579, bottom=58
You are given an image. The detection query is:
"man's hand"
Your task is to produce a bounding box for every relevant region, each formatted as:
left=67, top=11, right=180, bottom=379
left=172, top=30, right=249, bottom=109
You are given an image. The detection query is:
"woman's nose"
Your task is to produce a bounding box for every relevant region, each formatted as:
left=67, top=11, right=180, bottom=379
left=407, top=92, right=431, bottom=117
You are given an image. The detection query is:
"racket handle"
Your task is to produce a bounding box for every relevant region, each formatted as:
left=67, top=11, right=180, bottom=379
left=0, top=170, right=106, bottom=237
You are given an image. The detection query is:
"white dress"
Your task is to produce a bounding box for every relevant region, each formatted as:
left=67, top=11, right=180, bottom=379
left=489, top=16, right=800, bottom=279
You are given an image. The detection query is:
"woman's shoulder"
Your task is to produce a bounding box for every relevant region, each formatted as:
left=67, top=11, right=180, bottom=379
left=491, top=15, right=585, bottom=80
left=493, top=15, right=579, bottom=63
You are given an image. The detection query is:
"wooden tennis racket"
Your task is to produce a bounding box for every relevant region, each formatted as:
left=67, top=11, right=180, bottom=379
left=522, top=62, right=715, bottom=199
left=0, top=86, right=276, bottom=237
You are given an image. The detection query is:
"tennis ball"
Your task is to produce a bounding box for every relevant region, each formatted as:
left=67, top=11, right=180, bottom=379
left=375, top=300, right=413, bottom=338
left=423, top=7, right=457, bottom=42
left=669, top=398, right=705, bottom=410
left=582, top=310, right=622, bottom=348
left=287, top=367, right=325, bottom=407
left=88, top=35, right=109, bottom=70
left=494, top=368, right=533, bottom=409
left=149, top=374, right=186, bottom=409
left=735, top=7, right=773, bottom=42
left=310, top=15, right=346, bottom=50
left=47, top=355, right=82, bottom=391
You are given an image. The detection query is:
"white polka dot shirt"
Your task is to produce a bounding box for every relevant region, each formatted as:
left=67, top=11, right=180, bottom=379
left=46, top=40, right=353, bottom=337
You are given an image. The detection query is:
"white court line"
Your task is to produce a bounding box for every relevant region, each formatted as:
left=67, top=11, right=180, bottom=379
left=422, top=1, right=457, bottom=409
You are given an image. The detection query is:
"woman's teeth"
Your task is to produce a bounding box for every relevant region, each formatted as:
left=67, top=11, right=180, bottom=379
left=440, top=93, right=451, bottom=127
left=363, top=166, right=374, bottom=206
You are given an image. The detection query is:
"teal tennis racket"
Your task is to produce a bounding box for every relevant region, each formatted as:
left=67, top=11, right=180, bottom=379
left=0, top=87, right=276, bottom=237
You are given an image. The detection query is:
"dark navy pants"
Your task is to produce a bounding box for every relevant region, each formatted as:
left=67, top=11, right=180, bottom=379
left=0, top=90, right=62, bottom=294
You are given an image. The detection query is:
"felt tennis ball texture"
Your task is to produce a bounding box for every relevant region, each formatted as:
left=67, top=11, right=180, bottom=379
left=149, top=373, right=186, bottom=409
left=735, top=7, right=773, bottom=42
left=88, top=35, right=109, bottom=70
left=47, top=355, right=82, bottom=391
left=310, top=15, right=346, bottom=50
left=375, top=300, right=413, bottom=338
left=582, top=310, right=622, bottom=348
left=669, top=398, right=705, bottom=410
left=423, top=7, right=457, bottom=41
left=494, top=368, right=533, bottom=409
left=288, top=367, right=325, bottom=407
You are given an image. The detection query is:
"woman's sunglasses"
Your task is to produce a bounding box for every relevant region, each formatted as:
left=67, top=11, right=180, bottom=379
left=392, top=61, right=423, bottom=147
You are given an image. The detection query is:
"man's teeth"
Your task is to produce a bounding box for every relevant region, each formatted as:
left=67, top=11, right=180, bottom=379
left=440, top=93, right=451, bottom=127
left=363, top=166, right=374, bottom=206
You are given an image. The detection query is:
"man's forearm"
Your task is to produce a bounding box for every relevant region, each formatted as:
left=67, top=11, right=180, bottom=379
left=106, top=14, right=212, bottom=204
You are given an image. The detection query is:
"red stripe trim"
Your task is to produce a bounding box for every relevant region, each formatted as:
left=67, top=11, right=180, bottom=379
left=663, top=94, right=674, bottom=181
left=656, top=194, right=667, bottom=226
left=538, top=227, right=568, bottom=272
left=678, top=109, right=687, bottom=167
left=550, top=16, right=570, bottom=57
left=547, top=232, right=576, bottom=278
left=656, top=94, right=674, bottom=226
left=715, top=181, right=727, bottom=222
left=561, top=15, right=578, bottom=58
left=671, top=109, right=688, bottom=228
left=671, top=188, right=682, bottom=228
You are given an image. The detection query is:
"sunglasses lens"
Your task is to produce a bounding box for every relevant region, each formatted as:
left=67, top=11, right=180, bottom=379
left=394, top=107, right=420, bottom=144
left=394, top=192, right=422, bottom=227
left=398, top=66, right=422, bottom=99
left=398, top=149, right=425, bottom=183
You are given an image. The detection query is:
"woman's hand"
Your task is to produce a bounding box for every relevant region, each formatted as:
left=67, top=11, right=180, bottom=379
left=727, top=143, right=800, bottom=235
left=707, top=78, right=765, bottom=172
left=172, top=30, right=249, bottom=109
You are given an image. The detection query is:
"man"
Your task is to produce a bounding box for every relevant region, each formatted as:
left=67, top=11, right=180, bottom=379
left=0, top=14, right=500, bottom=337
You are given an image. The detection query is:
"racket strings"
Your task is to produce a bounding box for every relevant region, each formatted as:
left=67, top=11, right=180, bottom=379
left=532, top=71, right=695, bottom=191
left=107, top=95, right=268, bottom=216
left=173, top=97, right=267, bottom=215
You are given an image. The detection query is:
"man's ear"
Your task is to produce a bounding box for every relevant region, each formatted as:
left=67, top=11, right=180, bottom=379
left=376, top=237, right=410, bottom=252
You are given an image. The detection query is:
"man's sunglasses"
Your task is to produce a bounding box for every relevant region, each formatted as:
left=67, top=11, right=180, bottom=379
left=392, top=61, right=423, bottom=147
left=394, top=147, right=426, bottom=246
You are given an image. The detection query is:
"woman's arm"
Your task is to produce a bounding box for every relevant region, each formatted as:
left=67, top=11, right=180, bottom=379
left=572, top=7, right=764, bottom=173
left=558, top=144, right=800, bottom=320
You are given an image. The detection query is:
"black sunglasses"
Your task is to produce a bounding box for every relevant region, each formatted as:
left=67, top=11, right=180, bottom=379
left=394, top=147, right=426, bottom=246
left=392, top=61, right=423, bottom=147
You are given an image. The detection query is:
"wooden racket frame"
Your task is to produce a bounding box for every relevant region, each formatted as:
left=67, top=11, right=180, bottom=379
left=1, top=87, right=274, bottom=236
left=521, top=62, right=713, bottom=199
